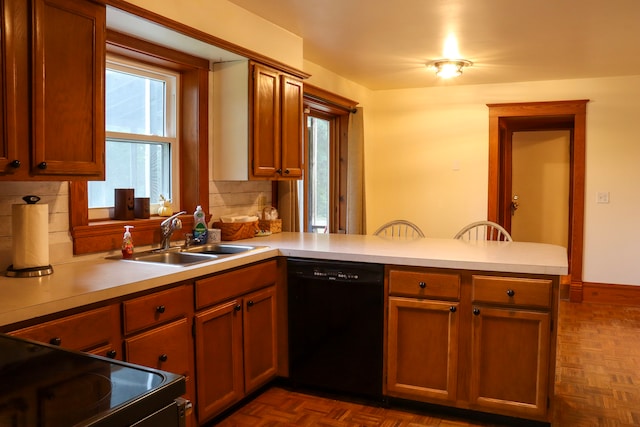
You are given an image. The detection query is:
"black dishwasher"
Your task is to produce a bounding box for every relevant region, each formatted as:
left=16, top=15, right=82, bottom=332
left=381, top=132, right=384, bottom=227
left=287, top=258, right=384, bottom=400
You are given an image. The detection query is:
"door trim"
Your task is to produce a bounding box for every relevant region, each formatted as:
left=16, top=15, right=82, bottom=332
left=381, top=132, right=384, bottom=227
left=487, top=100, right=588, bottom=302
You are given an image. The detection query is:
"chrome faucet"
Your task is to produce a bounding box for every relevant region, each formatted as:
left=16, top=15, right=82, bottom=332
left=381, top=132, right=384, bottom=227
left=160, top=211, right=187, bottom=250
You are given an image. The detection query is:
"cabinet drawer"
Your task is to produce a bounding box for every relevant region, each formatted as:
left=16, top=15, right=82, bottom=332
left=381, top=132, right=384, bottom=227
left=472, top=276, right=552, bottom=308
left=389, top=269, right=460, bottom=300
left=196, top=260, right=277, bottom=309
left=125, top=318, right=191, bottom=375
left=123, top=285, right=192, bottom=335
left=9, top=305, right=119, bottom=351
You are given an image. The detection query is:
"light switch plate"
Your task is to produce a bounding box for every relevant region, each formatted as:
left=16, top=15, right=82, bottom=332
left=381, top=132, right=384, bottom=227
left=596, top=192, right=610, bottom=204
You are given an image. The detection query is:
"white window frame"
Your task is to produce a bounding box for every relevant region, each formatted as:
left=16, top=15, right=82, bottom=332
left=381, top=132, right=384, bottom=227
left=89, top=55, right=180, bottom=220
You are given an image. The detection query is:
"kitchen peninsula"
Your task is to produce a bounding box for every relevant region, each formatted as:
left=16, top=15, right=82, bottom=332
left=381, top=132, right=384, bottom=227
left=0, top=233, right=567, bottom=426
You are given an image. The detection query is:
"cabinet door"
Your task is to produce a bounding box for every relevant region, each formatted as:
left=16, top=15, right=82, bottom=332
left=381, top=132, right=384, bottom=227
left=243, top=286, right=278, bottom=393
left=251, top=63, right=280, bottom=178
left=469, top=306, right=550, bottom=418
left=387, top=297, right=459, bottom=402
left=194, top=299, right=244, bottom=421
left=125, top=318, right=192, bottom=375
left=32, top=0, right=105, bottom=178
left=280, top=74, right=303, bottom=179
left=0, top=0, right=28, bottom=175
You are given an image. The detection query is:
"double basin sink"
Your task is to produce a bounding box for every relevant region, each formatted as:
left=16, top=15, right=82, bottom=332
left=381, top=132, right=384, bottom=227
left=115, top=243, right=266, bottom=267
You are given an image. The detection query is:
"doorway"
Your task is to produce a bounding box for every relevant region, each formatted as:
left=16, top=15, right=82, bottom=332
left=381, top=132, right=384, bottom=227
left=487, top=100, right=588, bottom=302
left=511, top=130, right=570, bottom=247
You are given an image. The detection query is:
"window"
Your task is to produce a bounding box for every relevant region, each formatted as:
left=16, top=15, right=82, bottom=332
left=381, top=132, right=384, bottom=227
left=88, top=57, right=179, bottom=219
left=69, top=31, right=210, bottom=255
left=301, top=85, right=357, bottom=234
left=305, top=115, right=331, bottom=233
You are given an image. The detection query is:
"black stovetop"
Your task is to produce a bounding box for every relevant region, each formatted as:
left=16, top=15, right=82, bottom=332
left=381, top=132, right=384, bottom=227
left=0, top=334, right=185, bottom=427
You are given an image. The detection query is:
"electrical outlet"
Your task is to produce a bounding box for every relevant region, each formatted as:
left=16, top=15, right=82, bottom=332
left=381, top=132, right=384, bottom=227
left=596, top=192, right=610, bottom=204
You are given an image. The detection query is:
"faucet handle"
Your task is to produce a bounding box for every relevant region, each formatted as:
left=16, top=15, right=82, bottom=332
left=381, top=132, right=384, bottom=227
left=184, top=233, right=194, bottom=248
left=172, top=217, right=183, bottom=230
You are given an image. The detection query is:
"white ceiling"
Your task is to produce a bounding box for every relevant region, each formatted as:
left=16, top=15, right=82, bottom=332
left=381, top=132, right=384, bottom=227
left=227, top=0, right=640, bottom=90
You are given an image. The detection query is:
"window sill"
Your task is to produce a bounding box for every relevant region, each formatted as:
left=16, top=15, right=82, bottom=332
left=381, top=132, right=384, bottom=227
left=71, top=215, right=194, bottom=255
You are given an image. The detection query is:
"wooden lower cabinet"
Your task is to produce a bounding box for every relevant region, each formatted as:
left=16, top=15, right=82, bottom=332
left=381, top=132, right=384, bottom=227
left=386, top=266, right=557, bottom=423
left=469, top=306, right=550, bottom=418
left=123, top=283, right=196, bottom=427
left=194, top=261, right=278, bottom=423
left=387, top=297, right=459, bottom=402
left=195, top=286, right=277, bottom=422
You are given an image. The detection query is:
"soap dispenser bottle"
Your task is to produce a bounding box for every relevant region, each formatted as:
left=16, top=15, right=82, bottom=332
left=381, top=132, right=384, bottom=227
left=193, top=206, right=208, bottom=244
left=122, top=225, right=134, bottom=259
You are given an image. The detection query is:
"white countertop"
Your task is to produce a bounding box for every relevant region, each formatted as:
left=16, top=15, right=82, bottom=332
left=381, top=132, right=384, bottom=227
left=0, top=232, right=567, bottom=327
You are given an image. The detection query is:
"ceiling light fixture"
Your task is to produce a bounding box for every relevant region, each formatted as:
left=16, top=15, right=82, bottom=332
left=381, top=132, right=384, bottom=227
left=428, top=59, right=473, bottom=79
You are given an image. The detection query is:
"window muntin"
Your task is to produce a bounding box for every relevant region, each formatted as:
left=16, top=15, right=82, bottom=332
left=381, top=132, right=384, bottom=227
left=88, top=57, right=179, bottom=219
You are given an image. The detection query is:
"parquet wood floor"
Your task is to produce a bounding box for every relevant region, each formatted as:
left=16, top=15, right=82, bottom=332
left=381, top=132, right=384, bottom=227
left=213, top=301, right=640, bottom=427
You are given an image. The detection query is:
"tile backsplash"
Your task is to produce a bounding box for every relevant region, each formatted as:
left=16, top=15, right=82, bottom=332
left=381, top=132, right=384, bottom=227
left=0, top=180, right=272, bottom=270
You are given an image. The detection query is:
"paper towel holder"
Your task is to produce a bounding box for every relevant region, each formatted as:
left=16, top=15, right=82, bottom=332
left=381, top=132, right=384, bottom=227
left=6, top=264, right=54, bottom=278
left=6, top=195, right=54, bottom=278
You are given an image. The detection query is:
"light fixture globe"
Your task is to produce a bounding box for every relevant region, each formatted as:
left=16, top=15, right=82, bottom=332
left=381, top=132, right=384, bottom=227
left=428, top=59, right=473, bottom=79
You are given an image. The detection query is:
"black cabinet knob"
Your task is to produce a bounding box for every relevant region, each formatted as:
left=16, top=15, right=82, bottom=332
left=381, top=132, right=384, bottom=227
left=49, top=337, right=62, bottom=346
left=10, top=160, right=20, bottom=168
left=247, top=300, right=255, bottom=308
left=234, top=304, right=242, bottom=311
left=449, top=306, right=457, bottom=313
left=106, top=350, right=117, bottom=359
left=38, top=161, right=47, bottom=169
left=159, top=354, right=168, bottom=362
left=156, top=305, right=166, bottom=314
left=473, top=307, right=480, bottom=316
left=284, top=169, right=290, bottom=175
left=419, top=281, right=426, bottom=288
left=276, top=168, right=282, bottom=174
left=506, top=289, right=515, bottom=297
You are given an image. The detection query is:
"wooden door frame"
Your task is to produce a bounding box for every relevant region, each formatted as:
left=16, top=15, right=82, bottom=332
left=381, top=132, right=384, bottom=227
left=487, top=100, right=588, bottom=302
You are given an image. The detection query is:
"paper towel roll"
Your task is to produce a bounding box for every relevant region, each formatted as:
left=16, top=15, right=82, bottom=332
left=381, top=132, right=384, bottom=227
left=12, top=203, right=49, bottom=269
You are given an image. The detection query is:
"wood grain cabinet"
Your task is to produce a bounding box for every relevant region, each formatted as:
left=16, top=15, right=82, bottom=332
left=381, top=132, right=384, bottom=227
left=0, top=0, right=28, bottom=175
left=250, top=62, right=303, bottom=180
left=194, top=260, right=278, bottom=423
left=469, top=275, right=553, bottom=419
left=122, top=283, right=196, bottom=427
left=0, top=0, right=105, bottom=180
left=385, top=267, right=558, bottom=424
left=386, top=268, right=460, bottom=403
left=9, top=304, right=121, bottom=359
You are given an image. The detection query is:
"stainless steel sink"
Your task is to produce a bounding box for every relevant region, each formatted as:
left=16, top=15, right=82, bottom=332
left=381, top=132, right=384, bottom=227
left=108, top=243, right=265, bottom=266
left=109, top=250, right=218, bottom=267
left=181, top=243, right=262, bottom=255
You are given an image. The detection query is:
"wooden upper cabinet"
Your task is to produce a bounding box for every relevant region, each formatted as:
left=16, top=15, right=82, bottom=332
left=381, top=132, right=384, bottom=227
left=0, top=0, right=105, bottom=180
left=250, top=62, right=303, bottom=180
left=280, top=74, right=304, bottom=179
left=0, top=0, right=28, bottom=175
left=251, top=64, right=280, bottom=178
left=32, top=0, right=105, bottom=179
